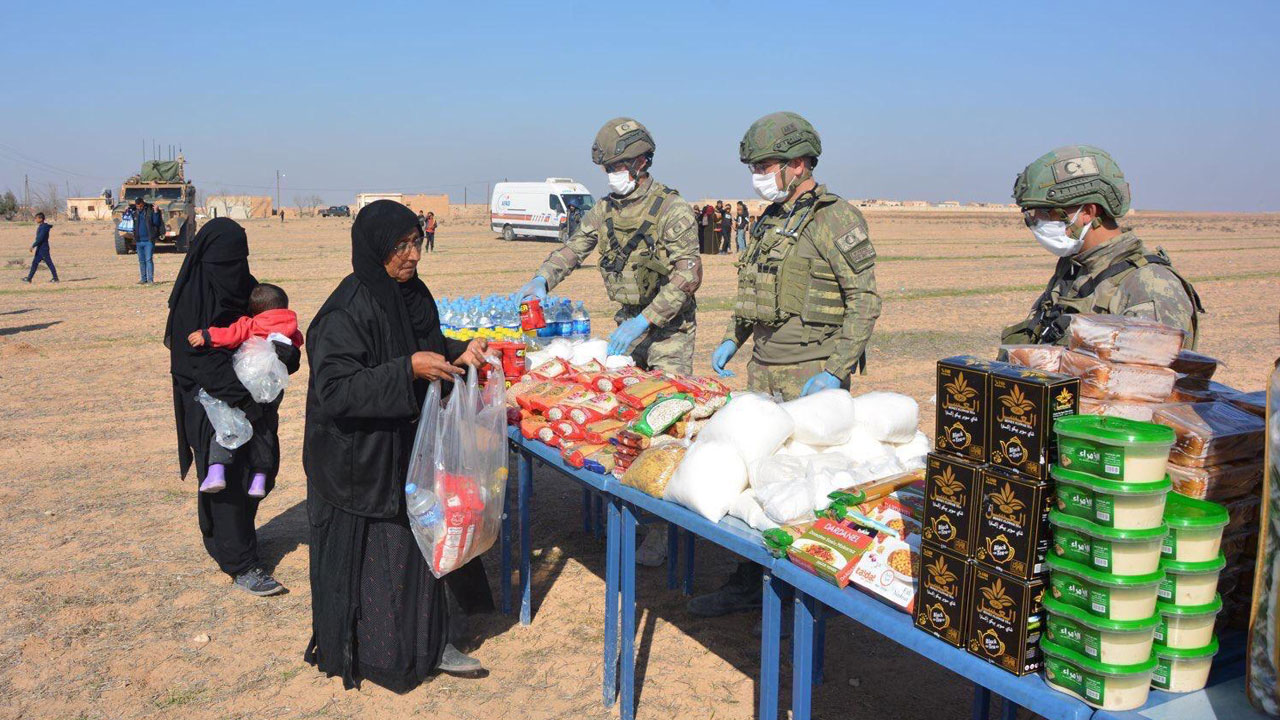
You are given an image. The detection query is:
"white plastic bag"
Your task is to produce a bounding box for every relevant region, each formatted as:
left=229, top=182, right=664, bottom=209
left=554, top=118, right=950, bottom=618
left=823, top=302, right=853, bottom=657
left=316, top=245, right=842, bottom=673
left=893, top=431, right=931, bottom=471
left=664, top=440, right=747, bottom=522
left=406, top=361, right=509, bottom=578
left=850, top=392, right=920, bottom=443
left=781, top=389, right=858, bottom=446
left=777, top=437, right=823, bottom=456
left=831, top=426, right=894, bottom=464
left=728, top=491, right=780, bottom=531
left=697, top=393, right=795, bottom=466
left=605, top=354, right=636, bottom=369
left=232, top=336, right=291, bottom=403
left=748, top=454, right=810, bottom=492
left=570, top=338, right=609, bottom=367
left=197, top=388, right=252, bottom=449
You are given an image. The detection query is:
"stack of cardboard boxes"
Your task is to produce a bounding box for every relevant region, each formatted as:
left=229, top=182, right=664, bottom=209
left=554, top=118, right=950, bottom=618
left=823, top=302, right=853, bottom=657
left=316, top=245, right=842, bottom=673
left=915, top=356, right=1079, bottom=676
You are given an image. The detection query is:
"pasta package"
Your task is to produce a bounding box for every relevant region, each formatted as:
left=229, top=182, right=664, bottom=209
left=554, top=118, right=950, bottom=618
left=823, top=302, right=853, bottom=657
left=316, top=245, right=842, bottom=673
left=1153, top=401, right=1266, bottom=467
left=1170, top=350, right=1219, bottom=381
left=1167, top=459, right=1263, bottom=501
left=545, top=386, right=594, bottom=421
left=621, top=444, right=687, bottom=497
left=1078, top=397, right=1162, bottom=423
left=618, top=378, right=679, bottom=409
left=1060, top=350, right=1176, bottom=402
left=1066, top=314, right=1185, bottom=366
left=1001, top=344, right=1065, bottom=373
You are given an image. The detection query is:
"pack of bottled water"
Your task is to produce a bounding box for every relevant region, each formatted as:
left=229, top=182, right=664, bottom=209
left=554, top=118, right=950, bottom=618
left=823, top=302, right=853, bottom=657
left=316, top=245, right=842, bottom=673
left=438, top=293, right=590, bottom=343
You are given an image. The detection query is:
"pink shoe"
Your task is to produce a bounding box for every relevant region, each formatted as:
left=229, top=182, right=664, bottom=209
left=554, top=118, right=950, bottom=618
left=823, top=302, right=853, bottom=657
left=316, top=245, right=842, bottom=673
left=248, top=472, right=268, bottom=498
left=200, top=464, right=227, bottom=493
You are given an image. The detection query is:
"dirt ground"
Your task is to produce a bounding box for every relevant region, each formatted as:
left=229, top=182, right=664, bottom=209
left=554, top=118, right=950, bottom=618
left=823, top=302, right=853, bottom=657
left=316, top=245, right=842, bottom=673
left=2, top=208, right=1277, bottom=720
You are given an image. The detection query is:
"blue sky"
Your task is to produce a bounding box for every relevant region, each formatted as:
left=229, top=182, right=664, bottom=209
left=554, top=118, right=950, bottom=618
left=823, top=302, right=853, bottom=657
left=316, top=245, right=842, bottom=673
left=3, top=1, right=1277, bottom=210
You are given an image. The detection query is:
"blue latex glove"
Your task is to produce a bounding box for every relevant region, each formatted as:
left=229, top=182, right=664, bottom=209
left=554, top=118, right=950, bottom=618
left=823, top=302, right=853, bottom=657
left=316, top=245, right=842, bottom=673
left=518, top=276, right=548, bottom=301
left=608, top=315, right=650, bottom=356
left=711, top=340, right=738, bottom=378
left=801, top=370, right=842, bottom=396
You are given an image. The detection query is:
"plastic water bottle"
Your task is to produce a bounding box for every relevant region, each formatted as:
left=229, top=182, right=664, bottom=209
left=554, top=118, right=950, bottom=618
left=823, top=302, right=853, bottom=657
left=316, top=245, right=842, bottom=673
left=572, top=301, right=590, bottom=340
left=556, top=299, right=573, bottom=337
left=405, top=482, right=441, bottom=529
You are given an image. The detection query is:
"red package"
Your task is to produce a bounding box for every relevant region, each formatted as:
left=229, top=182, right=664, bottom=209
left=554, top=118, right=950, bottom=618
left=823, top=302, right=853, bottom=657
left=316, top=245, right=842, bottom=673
left=536, top=426, right=562, bottom=447
left=527, top=358, right=572, bottom=381
left=670, top=374, right=731, bottom=398
left=519, top=298, right=546, bottom=332
left=585, top=365, right=648, bottom=392
left=433, top=472, right=484, bottom=575
left=546, top=386, right=594, bottom=421
left=520, top=416, right=548, bottom=440
left=571, top=359, right=606, bottom=385
left=615, top=405, right=640, bottom=422
left=525, top=382, right=581, bottom=415
left=551, top=419, right=586, bottom=440
left=562, top=442, right=607, bottom=468
left=618, top=378, right=679, bottom=409
left=583, top=418, right=626, bottom=444
left=566, top=392, right=621, bottom=424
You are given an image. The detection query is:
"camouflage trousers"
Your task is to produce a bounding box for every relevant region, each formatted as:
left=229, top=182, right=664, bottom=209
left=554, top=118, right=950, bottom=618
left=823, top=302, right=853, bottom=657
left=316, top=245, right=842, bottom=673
left=747, top=358, right=849, bottom=403
left=616, top=306, right=695, bottom=375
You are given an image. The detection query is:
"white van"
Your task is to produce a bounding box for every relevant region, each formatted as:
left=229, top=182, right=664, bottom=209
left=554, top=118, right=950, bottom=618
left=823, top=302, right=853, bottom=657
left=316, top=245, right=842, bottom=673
left=490, top=178, right=595, bottom=241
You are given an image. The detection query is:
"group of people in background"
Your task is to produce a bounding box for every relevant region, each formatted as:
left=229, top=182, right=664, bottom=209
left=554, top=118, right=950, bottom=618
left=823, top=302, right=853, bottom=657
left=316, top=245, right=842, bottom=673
left=693, top=200, right=751, bottom=255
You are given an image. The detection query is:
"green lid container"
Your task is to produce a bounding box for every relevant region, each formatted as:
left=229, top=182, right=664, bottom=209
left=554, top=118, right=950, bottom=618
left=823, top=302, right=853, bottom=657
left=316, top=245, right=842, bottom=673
left=1047, top=555, right=1165, bottom=621
left=1055, top=415, right=1177, bottom=448
left=1049, top=510, right=1168, bottom=575
left=1153, top=637, right=1220, bottom=661
left=1051, top=466, right=1171, bottom=530
left=1163, top=493, right=1229, bottom=530
left=1054, top=415, right=1175, bottom=483
left=1156, top=595, right=1223, bottom=618
left=1151, top=637, right=1220, bottom=692
left=1041, top=638, right=1158, bottom=710
left=1154, top=595, right=1222, bottom=648
left=1044, top=596, right=1160, bottom=664
left=1157, top=554, right=1226, bottom=607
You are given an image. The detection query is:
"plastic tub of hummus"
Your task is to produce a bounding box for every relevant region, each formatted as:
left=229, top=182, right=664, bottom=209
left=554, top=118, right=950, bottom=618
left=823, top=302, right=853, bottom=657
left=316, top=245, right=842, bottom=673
left=1157, top=554, right=1225, bottom=607
left=1041, top=638, right=1157, bottom=711
left=1054, top=415, right=1176, bottom=484
left=1044, top=596, right=1159, bottom=666
left=1050, top=511, right=1168, bottom=576
left=1161, top=493, right=1229, bottom=563
left=1047, top=555, right=1165, bottom=621
left=1051, top=465, right=1170, bottom=531
left=1154, top=595, right=1222, bottom=650
left=1151, top=637, right=1219, bottom=693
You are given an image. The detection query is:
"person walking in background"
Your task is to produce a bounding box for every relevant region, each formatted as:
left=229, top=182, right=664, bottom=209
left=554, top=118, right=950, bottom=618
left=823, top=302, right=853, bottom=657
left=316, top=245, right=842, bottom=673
left=700, top=203, right=716, bottom=254
left=735, top=201, right=750, bottom=253
left=131, top=197, right=164, bottom=285
left=719, top=201, right=733, bottom=254
left=424, top=211, right=437, bottom=252
left=21, top=212, right=59, bottom=283
left=417, top=211, right=427, bottom=239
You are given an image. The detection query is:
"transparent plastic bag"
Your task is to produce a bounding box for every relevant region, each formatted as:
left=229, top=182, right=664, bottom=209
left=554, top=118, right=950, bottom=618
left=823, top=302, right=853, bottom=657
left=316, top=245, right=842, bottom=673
left=232, top=336, right=290, bottom=403
left=406, top=360, right=509, bottom=578
left=196, top=388, right=252, bottom=449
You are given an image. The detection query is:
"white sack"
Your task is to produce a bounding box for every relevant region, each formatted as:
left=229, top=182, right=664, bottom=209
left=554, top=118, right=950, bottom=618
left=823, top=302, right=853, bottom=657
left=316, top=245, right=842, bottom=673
left=748, top=454, right=810, bottom=492
left=831, top=426, right=894, bottom=464
left=570, top=339, right=609, bottom=367
left=697, top=393, right=795, bottom=466
left=780, top=389, right=858, bottom=446
left=728, top=491, right=780, bottom=532
left=605, top=354, right=636, bottom=369
left=807, top=453, right=860, bottom=507
left=850, top=392, right=920, bottom=443
left=524, top=349, right=552, bottom=370
left=777, top=437, right=823, bottom=456
left=664, top=440, right=748, bottom=523
left=543, top=338, right=575, bottom=360
left=755, top=476, right=818, bottom=526
left=893, top=431, right=931, bottom=471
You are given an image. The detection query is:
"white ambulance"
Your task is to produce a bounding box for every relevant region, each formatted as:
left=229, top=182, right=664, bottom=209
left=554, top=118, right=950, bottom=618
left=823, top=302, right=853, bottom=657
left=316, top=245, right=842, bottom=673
left=490, top=178, right=595, bottom=241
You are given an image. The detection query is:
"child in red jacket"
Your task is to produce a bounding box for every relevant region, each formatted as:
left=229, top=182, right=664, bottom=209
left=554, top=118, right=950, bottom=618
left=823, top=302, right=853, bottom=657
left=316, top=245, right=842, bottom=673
left=188, top=283, right=302, bottom=497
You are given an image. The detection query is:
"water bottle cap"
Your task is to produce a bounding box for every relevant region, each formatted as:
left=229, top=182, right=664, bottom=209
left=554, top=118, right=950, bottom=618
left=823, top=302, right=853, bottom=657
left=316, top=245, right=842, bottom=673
left=405, top=482, right=417, bottom=494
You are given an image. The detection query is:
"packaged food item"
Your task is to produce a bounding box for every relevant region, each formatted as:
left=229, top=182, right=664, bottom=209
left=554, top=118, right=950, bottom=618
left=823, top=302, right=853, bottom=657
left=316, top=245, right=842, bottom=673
left=728, top=490, right=780, bottom=532
left=620, top=444, right=685, bottom=497
left=1051, top=466, right=1171, bottom=531
left=915, top=541, right=975, bottom=647
left=616, top=429, right=651, bottom=451
left=519, top=298, right=546, bottom=332
left=631, top=393, right=694, bottom=437
left=849, top=531, right=920, bottom=613
left=1054, top=414, right=1176, bottom=484
left=1222, top=530, right=1259, bottom=569
left=861, top=497, right=923, bottom=539
left=545, top=386, right=594, bottom=421
left=923, top=453, right=981, bottom=556
left=583, top=445, right=618, bottom=474
left=781, top=388, right=859, bottom=446
left=1066, top=314, right=1185, bottom=367
left=974, top=469, right=1053, bottom=580
left=563, top=392, right=620, bottom=425
left=1047, top=555, right=1165, bottom=621
left=1060, top=350, right=1177, bottom=403
left=841, top=469, right=926, bottom=507
left=1155, top=595, right=1222, bottom=649
left=1229, top=390, right=1266, bottom=418
left=663, top=440, right=748, bottom=522
left=527, top=357, right=573, bottom=381
left=1162, top=493, right=1229, bottom=563
left=1001, top=344, right=1065, bottom=373
left=569, top=340, right=608, bottom=367
left=618, top=378, right=679, bottom=409
left=966, top=565, right=1046, bottom=676
left=1044, top=596, right=1159, bottom=666
left=519, top=416, right=549, bottom=440
left=489, top=340, right=527, bottom=379
left=697, top=393, right=795, bottom=466
left=1169, top=385, right=1214, bottom=404
left=786, top=518, right=874, bottom=588
left=1167, top=458, right=1262, bottom=501
left=936, top=356, right=993, bottom=463
left=1041, top=639, right=1157, bottom=711
left=762, top=523, right=813, bottom=558
left=1078, top=397, right=1162, bottom=423
left=1152, top=401, right=1266, bottom=467
left=582, top=418, right=625, bottom=445
left=1170, top=350, right=1219, bottom=382
left=1223, top=494, right=1261, bottom=536
left=851, top=391, right=920, bottom=444
left=669, top=374, right=730, bottom=398
left=1049, top=511, right=1168, bottom=576
left=1158, top=554, right=1225, bottom=607
left=550, top=419, right=585, bottom=440
left=987, top=365, right=1080, bottom=481
left=522, top=381, right=583, bottom=415
left=562, top=441, right=606, bottom=468
left=1151, top=638, right=1219, bottom=693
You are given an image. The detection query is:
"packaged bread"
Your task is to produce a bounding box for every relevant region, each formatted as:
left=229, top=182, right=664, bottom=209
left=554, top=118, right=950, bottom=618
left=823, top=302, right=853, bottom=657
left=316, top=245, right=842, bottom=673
left=1171, top=350, right=1219, bottom=381
left=1001, top=344, right=1065, bottom=373
left=1223, top=495, right=1262, bottom=536
left=1060, top=350, right=1177, bottom=402
left=1152, top=401, right=1266, bottom=467
left=1066, top=314, right=1185, bottom=366
left=1167, top=459, right=1263, bottom=501
left=1228, top=390, right=1266, bottom=418
left=621, top=444, right=687, bottom=497
left=1079, top=397, right=1163, bottom=423
left=1170, top=385, right=1215, bottom=404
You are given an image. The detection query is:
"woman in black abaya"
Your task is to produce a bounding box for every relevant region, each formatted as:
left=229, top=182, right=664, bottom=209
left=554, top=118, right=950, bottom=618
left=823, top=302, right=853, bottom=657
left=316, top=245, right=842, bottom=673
left=166, top=218, right=299, bottom=595
left=303, top=200, right=492, bottom=691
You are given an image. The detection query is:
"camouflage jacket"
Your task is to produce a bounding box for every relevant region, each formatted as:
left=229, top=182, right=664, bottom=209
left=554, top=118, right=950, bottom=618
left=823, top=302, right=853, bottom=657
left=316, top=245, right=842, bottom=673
left=536, top=176, right=701, bottom=328
left=1002, top=231, right=1202, bottom=347
left=724, top=185, right=882, bottom=379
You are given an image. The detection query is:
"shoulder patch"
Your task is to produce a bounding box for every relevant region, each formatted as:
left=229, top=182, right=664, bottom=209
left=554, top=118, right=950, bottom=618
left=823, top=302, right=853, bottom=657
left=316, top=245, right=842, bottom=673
left=667, top=213, right=695, bottom=239
left=834, top=225, right=875, bottom=272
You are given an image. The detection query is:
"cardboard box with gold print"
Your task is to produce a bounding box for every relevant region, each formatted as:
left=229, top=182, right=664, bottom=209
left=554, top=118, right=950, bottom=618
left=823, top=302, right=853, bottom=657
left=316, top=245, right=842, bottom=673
left=986, top=364, right=1079, bottom=481
left=915, top=541, right=975, bottom=647
left=936, top=356, right=993, bottom=463
left=966, top=564, right=1047, bottom=676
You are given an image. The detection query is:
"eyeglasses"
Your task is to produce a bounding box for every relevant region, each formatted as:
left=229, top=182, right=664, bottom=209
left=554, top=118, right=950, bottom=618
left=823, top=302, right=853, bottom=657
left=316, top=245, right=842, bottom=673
left=1021, top=207, right=1069, bottom=227
left=391, top=236, right=424, bottom=255
left=749, top=161, right=780, bottom=174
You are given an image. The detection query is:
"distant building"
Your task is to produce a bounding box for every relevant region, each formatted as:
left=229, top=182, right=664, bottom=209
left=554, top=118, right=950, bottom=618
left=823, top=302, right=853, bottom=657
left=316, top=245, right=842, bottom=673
left=901, top=200, right=929, bottom=208
left=354, top=193, right=449, bottom=217
left=206, top=195, right=273, bottom=219
left=66, top=196, right=113, bottom=220
left=938, top=200, right=961, bottom=208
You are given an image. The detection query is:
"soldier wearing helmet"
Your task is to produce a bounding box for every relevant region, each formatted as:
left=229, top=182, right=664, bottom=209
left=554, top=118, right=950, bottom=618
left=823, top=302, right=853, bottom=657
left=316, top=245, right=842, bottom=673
left=710, top=111, right=882, bottom=401
left=518, top=117, right=702, bottom=374
left=1002, top=145, right=1203, bottom=347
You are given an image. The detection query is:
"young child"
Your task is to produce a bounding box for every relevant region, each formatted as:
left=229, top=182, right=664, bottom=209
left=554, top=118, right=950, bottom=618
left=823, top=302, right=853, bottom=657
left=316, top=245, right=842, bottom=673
left=188, top=283, right=303, bottom=497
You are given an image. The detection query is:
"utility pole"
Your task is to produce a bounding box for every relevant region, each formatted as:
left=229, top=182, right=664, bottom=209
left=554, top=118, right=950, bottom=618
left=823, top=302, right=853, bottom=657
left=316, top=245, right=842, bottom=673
left=464, top=186, right=468, bottom=206
left=276, top=170, right=281, bottom=215
left=24, top=174, right=30, bottom=218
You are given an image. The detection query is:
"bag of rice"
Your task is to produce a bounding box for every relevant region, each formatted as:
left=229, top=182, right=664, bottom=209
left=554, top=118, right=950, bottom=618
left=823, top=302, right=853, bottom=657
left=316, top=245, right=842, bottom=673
left=664, top=440, right=748, bottom=522
left=781, top=388, right=858, bottom=446
left=697, top=393, right=795, bottom=466
left=850, top=392, right=919, bottom=443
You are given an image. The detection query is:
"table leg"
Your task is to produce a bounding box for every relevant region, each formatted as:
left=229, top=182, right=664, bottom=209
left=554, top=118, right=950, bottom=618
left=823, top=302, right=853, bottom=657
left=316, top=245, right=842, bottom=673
left=582, top=488, right=592, bottom=535
left=604, top=498, right=620, bottom=707
left=999, top=695, right=1019, bottom=720
left=970, top=684, right=991, bottom=720
left=759, top=569, right=782, bottom=720
left=813, top=602, right=826, bottom=686
left=595, top=494, right=605, bottom=539
left=665, top=521, right=679, bottom=590
left=620, top=503, right=638, bottom=720
left=682, top=528, right=695, bottom=596
left=518, top=450, right=533, bottom=626
left=500, top=463, right=512, bottom=615
left=791, top=591, right=816, bottom=720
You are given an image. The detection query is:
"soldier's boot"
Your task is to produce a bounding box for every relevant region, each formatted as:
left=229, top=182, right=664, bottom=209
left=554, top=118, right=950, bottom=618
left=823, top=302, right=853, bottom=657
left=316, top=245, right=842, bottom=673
left=687, top=561, right=763, bottom=617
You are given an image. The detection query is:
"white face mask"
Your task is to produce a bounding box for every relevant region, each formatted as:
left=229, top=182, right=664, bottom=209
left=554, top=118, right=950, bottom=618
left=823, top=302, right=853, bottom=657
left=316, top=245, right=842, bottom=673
left=606, top=169, right=636, bottom=196
left=1030, top=208, right=1089, bottom=257
left=752, top=170, right=790, bottom=202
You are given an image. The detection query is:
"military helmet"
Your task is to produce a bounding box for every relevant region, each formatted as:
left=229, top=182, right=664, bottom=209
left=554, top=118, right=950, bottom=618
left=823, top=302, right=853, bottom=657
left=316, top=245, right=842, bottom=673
left=1012, top=145, right=1131, bottom=218
left=591, top=117, right=655, bottom=166
left=739, top=111, right=822, bottom=165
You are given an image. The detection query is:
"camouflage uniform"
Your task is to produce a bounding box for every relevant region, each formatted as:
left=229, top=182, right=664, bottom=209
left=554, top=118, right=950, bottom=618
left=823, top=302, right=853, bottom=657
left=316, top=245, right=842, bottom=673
left=725, top=186, right=882, bottom=402
left=536, top=175, right=701, bottom=374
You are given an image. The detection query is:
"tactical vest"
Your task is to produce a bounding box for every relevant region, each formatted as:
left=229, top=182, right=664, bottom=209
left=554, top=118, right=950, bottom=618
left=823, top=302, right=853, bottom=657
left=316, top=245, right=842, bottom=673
left=1006, top=246, right=1204, bottom=346
left=598, top=187, right=678, bottom=306
left=733, top=192, right=846, bottom=327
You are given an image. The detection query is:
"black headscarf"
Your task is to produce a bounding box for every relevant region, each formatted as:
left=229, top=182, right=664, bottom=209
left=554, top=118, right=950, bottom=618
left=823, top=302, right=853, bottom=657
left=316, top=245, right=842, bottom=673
left=346, top=200, right=435, bottom=356
left=166, top=218, right=257, bottom=477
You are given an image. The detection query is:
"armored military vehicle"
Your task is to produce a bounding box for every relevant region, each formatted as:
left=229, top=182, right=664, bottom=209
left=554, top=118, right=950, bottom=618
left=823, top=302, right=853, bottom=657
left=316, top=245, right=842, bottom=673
left=113, top=157, right=197, bottom=254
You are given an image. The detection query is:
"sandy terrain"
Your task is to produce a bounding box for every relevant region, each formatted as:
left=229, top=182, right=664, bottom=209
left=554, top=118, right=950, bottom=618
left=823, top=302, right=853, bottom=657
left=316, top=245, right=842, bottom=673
left=1, top=208, right=1277, bottom=720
